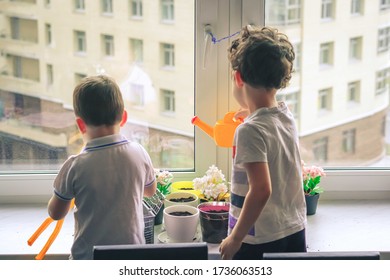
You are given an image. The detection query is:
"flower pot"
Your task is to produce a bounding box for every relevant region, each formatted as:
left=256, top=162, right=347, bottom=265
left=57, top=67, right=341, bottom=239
left=197, top=202, right=229, bottom=243
left=163, top=204, right=200, bottom=243
left=305, top=193, right=320, bottom=215
left=164, top=191, right=199, bottom=208
left=171, top=181, right=202, bottom=197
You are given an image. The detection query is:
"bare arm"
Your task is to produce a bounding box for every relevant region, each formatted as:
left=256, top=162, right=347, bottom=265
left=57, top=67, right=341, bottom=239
left=219, top=162, right=272, bottom=259
left=47, top=195, right=72, bottom=220
left=144, top=180, right=157, bottom=197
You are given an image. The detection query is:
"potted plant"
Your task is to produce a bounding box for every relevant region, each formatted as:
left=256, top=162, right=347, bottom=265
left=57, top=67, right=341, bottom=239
left=193, top=165, right=230, bottom=243
left=302, top=161, right=326, bottom=215
left=151, top=169, right=174, bottom=225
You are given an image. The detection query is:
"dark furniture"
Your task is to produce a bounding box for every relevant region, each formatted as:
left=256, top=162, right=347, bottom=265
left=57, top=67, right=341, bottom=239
left=262, top=251, right=380, bottom=260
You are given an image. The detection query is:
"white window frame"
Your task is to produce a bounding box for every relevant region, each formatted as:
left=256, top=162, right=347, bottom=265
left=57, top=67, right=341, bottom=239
left=101, top=0, right=113, bottom=15
left=130, top=38, right=143, bottom=63
left=74, top=30, right=86, bottom=54
left=321, top=0, right=334, bottom=21
left=320, top=42, right=334, bottom=67
left=349, top=37, right=362, bottom=60
left=161, top=0, right=174, bottom=23
left=102, top=34, right=114, bottom=57
left=45, top=23, right=52, bottom=46
left=161, top=43, right=175, bottom=68
left=74, top=0, right=85, bottom=12
left=2, top=0, right=390, bottom=204
left=378, top=26, right=390, bottom=53
left=318, top=87, right=332, bottom=112
left=380, top=0, right=390, bottom=11
left=130, top=0, right=143, bottom=19
left=351, top=0, right=363, bottom=15
left=347, top=81, right=360, bottom=103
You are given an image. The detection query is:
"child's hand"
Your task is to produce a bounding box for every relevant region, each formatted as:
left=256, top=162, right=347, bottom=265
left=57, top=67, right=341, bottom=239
left=233, top=108, right=249, bottom=122
left=219, top=235, right=242, bottom=260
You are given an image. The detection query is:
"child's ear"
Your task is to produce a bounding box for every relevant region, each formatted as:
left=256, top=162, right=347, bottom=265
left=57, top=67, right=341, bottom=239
left=76, top=117, right=87, bottom=134
left=234, top=71, right=244, bottom=88
left=119, top=110, right=128, bottom=127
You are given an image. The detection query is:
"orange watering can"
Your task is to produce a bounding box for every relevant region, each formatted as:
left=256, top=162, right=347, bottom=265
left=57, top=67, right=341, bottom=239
left=191, top=111, right=243, bottom=148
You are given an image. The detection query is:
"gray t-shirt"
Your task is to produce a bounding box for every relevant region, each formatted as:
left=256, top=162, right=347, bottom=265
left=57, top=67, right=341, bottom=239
left=54, top=134, right=155, bottom=259
left=229, top=102, right=306, bottom=244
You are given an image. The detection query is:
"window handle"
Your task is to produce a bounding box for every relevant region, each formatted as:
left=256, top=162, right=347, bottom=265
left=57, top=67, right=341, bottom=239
left=203, top=24, right=213, bottom=69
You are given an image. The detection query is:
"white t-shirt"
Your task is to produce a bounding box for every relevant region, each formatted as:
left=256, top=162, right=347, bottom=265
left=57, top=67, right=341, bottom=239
left=229, top=102, right=306, bottom=244
left=53, top=134, right=155, bottom=259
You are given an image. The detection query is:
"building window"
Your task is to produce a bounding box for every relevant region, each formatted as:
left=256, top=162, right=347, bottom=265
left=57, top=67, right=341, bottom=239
left=380, top=0, right=390, bottom=10
left=161, top=0, right=174, bottom=23
left=161, top=43, right=175, bottom=68
left=293, top=42, right=301, bottom=72
left=74, top=73, right=87, bottom=86
left=45, top=23, right=52, bottom=45
left=47, top=64, right=53, bottom=86
left=318, top=88, right=332, bottom=111
left=347, top=81, right=360, bottom=103
left=130, top=38, right=143, bottom=63
left=10, top=55, right=40, bottom=82
left=101, top=0, right=113, bottom=15
left=376, top=68, right=390, bottom=95
left=162, top=89, right=175, bottom=114
left=74, top=0, right=85, bottom=12
left=266, top=0, right=301, bottom=25
left=102, top=34, right=114, bottom=56
left=130, top=83, right=145, bottom=107
left=342, top=129, right=356, bottom=154
left=74, top=30, right=86, bottom=53
left=10, top=17, right=38, bottom=43
left=378, top=26, right=390, bottom=53
left=349, top=37, right=362, bottom=60
left=319, top=42, right=334, bottom=66
left=277, top=90, right=299, bottom=118
left=313, top=137, right=328, bottom=162
left=321, top=0, right=334, bottom=20
left=351, top=0, right=364, bottom=15
left=130, top=0, right=143, bottom=18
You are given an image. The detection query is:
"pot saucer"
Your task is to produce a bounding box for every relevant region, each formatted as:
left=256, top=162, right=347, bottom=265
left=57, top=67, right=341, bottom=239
left=157, top=231, right=202, bottom=243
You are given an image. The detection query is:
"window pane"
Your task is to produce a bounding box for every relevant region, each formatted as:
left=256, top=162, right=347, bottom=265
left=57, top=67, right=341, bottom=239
left=0, top=1, right=195, bottom=171
left=266, top=0, right=390, bottom=167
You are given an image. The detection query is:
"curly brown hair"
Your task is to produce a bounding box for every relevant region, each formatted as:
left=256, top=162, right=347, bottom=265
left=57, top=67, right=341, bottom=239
left=228, top=25, right=295, bottom=90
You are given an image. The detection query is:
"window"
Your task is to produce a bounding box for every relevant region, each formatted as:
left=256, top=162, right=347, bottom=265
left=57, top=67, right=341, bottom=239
left=347, top=81, right=360, bottom=103
left=320, top=42, right=334, bottom=66
left=378, top=26, right=390, bottom=53
left=380, top=0, right=390, bottom=11
left=1, top=0, right=390, bottom=202
left=342, top=129, right=356, bottom=153
left=102, top=34, right=114, bottom=56
left=47, top=64, right=53, bottom=86
left=161, top=43, right=175, bottom=68
left=293, top=42, right=301, bottom=72
left=349, top=37, right=362, bottom=60
left=130, top=83, right=145, bottom=107
left=162, top=89, right=175, bottom=114
left=74, top=30, right=86, bottom=53
left=75, top=0, right=85, bottom=12
left=161, top=0, right=174, bottom=23
left=277, top=90, right=299, bottom=118
left=313, top=137, right=328, bottom=162
left=130, top=0, right=143, bottom=18
left=10, top=17, right=38, bottom=43
left=376, top=68, right=390, bottom=95
left=101, top=0, right=113, bottom=15
left=318, top=88, right=332, bottom=112
left=266, top=0, right=301, bottom=25
left=45, top=23, right=52, bottom=45
left=351, top=0, right=364, bottom=15
left=130, top=38, right=143, bottom=63
left=321, top=0, right=335, bottom=20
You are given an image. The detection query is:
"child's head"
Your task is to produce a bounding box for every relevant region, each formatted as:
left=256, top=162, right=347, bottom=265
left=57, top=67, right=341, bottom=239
left=228, top=25, right=295, bottom=90
left=73, top=75, right=124, bottom=127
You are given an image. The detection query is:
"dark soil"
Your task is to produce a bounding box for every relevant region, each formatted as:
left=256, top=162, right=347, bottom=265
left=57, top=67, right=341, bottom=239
left=169, top=197, right=195, bottom=202
left=169, top=211, right=193, bottom=216
left=179, top=188, right=194, bottom=190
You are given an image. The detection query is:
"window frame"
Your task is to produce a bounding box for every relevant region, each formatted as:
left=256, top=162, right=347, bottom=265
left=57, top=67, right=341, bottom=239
left=2, top=0, right=390, bottom=204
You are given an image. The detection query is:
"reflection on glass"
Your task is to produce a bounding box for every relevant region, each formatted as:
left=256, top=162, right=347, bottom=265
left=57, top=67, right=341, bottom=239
left=0, top=0, right=194, bottom=171
left=266, top=0, right=390, bottom=167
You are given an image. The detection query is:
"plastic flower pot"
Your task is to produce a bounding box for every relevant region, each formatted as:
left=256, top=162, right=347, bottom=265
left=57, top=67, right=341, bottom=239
left=164, top=191, right=199, bottom=208
left=197, top=201, right=230, bottom=243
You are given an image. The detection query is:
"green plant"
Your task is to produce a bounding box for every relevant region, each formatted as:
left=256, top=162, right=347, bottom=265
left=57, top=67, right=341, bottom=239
left=302, top=162, right=325, bottom=195
left=154, top=169, right=173, bottom=195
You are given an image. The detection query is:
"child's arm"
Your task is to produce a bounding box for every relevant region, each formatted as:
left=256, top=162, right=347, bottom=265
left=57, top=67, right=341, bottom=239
left=47, top=195, right=72, bottom=220
left=219, top=161, right=272, bottom=260
left=144, top=180, right=157, bottom=197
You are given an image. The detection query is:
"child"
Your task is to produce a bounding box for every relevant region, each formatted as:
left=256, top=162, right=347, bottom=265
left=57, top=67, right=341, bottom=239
left=219, top=26, right=307, bottom=260
left=47, top=75, right=156, bottom=260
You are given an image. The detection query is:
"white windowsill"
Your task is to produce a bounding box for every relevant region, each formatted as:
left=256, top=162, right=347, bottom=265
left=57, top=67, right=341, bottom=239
left=0, top=199, right=389, bottom=260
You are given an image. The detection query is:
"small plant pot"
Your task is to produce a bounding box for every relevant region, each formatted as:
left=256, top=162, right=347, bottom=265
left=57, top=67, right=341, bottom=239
left=154, top=204, right=164, bottom=225
left=197, top=202, right=230, bottom=243
left=163, top=205, right=200, bottom=243
left=164, top=191, right=199, bottom=208
left=305, top=193, right=320, bottom=215
left=171, top=181, right=202, bottom=197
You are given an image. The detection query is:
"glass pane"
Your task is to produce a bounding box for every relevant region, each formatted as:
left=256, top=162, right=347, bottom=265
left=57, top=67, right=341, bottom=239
left=266, top=0, right=390, bottom=167
left=0, top=1, right=195, bottom=172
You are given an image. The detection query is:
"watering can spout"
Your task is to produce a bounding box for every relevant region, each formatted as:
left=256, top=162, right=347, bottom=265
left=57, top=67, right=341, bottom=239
left=191, top=116, right=214, bottom=138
